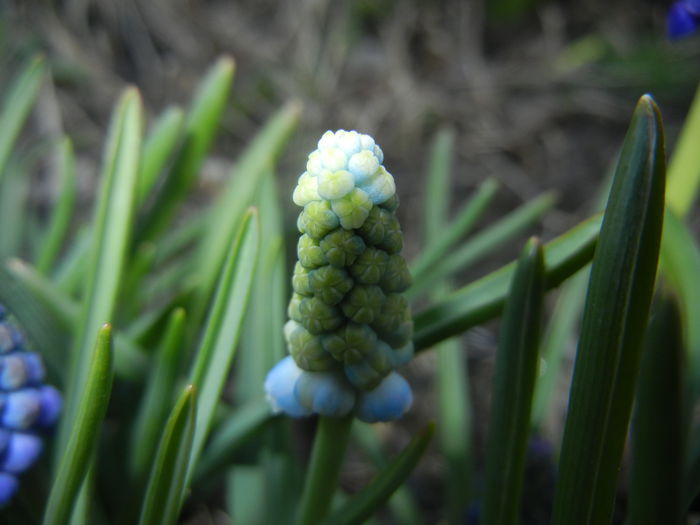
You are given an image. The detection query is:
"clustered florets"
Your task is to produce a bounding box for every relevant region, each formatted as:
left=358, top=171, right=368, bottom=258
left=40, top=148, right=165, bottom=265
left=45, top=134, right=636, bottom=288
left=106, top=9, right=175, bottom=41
left=0, top=305, right=62, bottom=505
left=668, top=0, right=700, bottom=38
left=265, top=130, right=414, bottom=423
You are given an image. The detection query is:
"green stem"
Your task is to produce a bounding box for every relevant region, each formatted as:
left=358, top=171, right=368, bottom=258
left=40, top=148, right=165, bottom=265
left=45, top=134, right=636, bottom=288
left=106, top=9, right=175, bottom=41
left=296, top=415, right=354, bottom=525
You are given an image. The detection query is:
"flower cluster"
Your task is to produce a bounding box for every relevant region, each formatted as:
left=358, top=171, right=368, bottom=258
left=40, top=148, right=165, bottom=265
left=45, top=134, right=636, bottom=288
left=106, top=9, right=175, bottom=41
left=265, top=130, right=414, bottom=423
left=668, top=0, right=700, bottom=38
left=0, top=305, right=62, bottom=505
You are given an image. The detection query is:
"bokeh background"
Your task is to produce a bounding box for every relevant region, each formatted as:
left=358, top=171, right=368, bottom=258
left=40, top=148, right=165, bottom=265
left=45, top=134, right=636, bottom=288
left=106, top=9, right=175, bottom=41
left=1, top=1, right=699, bottom=523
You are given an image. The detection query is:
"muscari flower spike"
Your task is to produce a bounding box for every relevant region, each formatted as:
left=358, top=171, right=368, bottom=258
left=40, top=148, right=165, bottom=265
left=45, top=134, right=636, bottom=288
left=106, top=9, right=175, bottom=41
left=265, top=130, right=413, bottom=423
left=668, top=0, right=700, bottom=39
left=0, top=305, right=62, bottom=506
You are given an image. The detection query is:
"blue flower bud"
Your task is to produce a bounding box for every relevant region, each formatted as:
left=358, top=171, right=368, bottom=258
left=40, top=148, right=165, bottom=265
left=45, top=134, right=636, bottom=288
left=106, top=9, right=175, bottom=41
left=265, top=357, right=312, bottom=417
left=0, top=473, right=18, bottom=506
left=36, top=386, right=62, bottom=428
left=2, top=390, right=41, bottom=430
left=355, top=372, right=413, bottom=423
left=668, top=1, right=700, bottom=39
left=1, top=432, right=43, bottom=473
left=294, top=369, right=355, bottom=416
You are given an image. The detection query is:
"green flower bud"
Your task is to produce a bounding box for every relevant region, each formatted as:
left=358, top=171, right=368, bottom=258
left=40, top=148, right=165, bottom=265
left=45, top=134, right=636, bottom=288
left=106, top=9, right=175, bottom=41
left=292, top=262, right=313, bottom=296
left=308, top=266, right=354, bottom=305
left=298, top=296, right=344, bottom=334
left=321, top=323, right=378, bottom=364
left=297, top=234, right=326, bottom=268
left=285, top=321, right=336, bottom=371
left=356, top=207, right=391, bottom=246
left=320, top=229, right=365, bottom=267
left=376, top=214, right=403, bottom=254
left=330, top=188, right=372, bottom=230
left=341, top=285, right=386, bottom=324
left=381, top=254, right=412, bottom=293
left=349, top=247, right=388, bottom=285
left=287, top=293, right=305, bottom=323
left=300, top=200, right=340, bottom=239
left=371, top=294, right=409, bottom=334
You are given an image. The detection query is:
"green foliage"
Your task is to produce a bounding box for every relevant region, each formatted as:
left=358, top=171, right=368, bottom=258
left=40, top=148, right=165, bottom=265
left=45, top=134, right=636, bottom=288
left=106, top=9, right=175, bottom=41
left=0, top=51, right=696, bottom=525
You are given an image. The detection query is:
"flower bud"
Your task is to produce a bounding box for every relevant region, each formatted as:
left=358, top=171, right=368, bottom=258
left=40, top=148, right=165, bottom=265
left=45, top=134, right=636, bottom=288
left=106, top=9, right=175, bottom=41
left=265, top=130, right=414, bottom=422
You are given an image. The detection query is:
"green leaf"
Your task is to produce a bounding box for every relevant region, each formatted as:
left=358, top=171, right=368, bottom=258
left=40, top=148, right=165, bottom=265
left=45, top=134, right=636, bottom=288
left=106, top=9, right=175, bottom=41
left=137, top=106, right=186, bottom=205
left=320, top=423, right=435, bottom=525
left=628, top=293, right=685, bottom=525
left=130, top=308, right=187, bottom=488
left=551, top=95, right=666, bottom=525
left=136, top=57, right=235, bottom=243
left=186, top=208, right=260, bottom=482
left=43, top=324, right=114, bottom=525
left=423, top=129, right=471, bottom=525
left=413, top=212, right=601, bottom=351
left=57, top=87, right=143, bottom=457
left=660, top=210, right=700, bottom=421
left=36, top=136, right=77, bottom=274
left=353, top=424, right=425, bottom=525
left=424, top=128, right=455, bottom=237
left=482, top=238, right=544, bottom=525
left=0, top=260, right=71, bottom=383
left=411, top=177, right=499, bottom=286
left=0, top=55, right=46, bottom=181
left=0, top=154, right=32, bottom=258
left=138, top=384, right=197, bottom=525
left=194, top=397, right=273, bottom=482
left=193, top=102, right=300, bottom=315
left=666, top=82, right=700, bottom=218
left=409, top=192, right=555, bottom=298
left=530, top=267, right=588, bottom=430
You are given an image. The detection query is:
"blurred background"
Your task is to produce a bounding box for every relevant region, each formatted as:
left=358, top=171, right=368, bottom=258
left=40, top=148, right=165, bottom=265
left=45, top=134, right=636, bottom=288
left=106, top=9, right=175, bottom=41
left=1, top=0, right=699, bottom=523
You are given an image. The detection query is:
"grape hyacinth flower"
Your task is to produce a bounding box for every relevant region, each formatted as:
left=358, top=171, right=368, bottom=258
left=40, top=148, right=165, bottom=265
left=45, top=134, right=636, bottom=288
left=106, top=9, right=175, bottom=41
left=0, top=305, right=62, bottom=505
left=265, top=130, right=413, bottom=423
left=668, top=0, right=700, bottom=39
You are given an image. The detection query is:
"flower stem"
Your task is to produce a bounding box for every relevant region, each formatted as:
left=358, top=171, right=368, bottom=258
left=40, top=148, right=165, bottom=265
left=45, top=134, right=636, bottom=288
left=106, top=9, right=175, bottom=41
left=296, top=414, right=354, bottom=525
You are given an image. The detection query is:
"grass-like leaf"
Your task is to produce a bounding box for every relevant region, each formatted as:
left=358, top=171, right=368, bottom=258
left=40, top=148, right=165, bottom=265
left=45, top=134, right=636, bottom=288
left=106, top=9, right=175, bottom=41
left=194, top=397, right=272, bottom=482
left=138, top=385, right=197, bottom=525
left=411, top=177, right=499, bottom=287
left=137, top=106, right=186, bottom=205
left=413, top=212, right=600, bottom=351
left=43, top=324, right=114, bottom=525
left=353, top=424, right=425, bottom=525
left=423, top=128, right=472, bottom=525
left=628, top=292, right=684, bottom=525
left=410, top=191, right=553, bottom=298
left=551, top=95, right=666, bottom=525
left=186, top=208, right=260, bottom=483
left=0, top=260, right=70, bottom=383
left=530, top=267, right=588, bottom=430
left=0, top=55, right=46, bottom=181
left=130, top=308, right=187, bottom=488
left=660, top=210, right=700, bottom=420
left=58, top=88, right=142, bottom=456
left=137, top=57, right=235, bottom=242
left=320, top=423, right=435, bottom=525
left=36, top=136, right=77, bottom=274
left=193, top=102, right=300, bottom=316
left=482, top=238, right=544, bottom=525
left=666, top=82, right=700, bottom=218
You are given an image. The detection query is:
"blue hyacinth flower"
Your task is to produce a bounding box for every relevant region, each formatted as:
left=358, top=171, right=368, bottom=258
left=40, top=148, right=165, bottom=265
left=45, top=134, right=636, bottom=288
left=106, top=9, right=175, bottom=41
left=355, top=372, right=413, bottom=423
left=0, top=308, right=62, bottom=506
left=668, top=1, right=700, bottom=39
